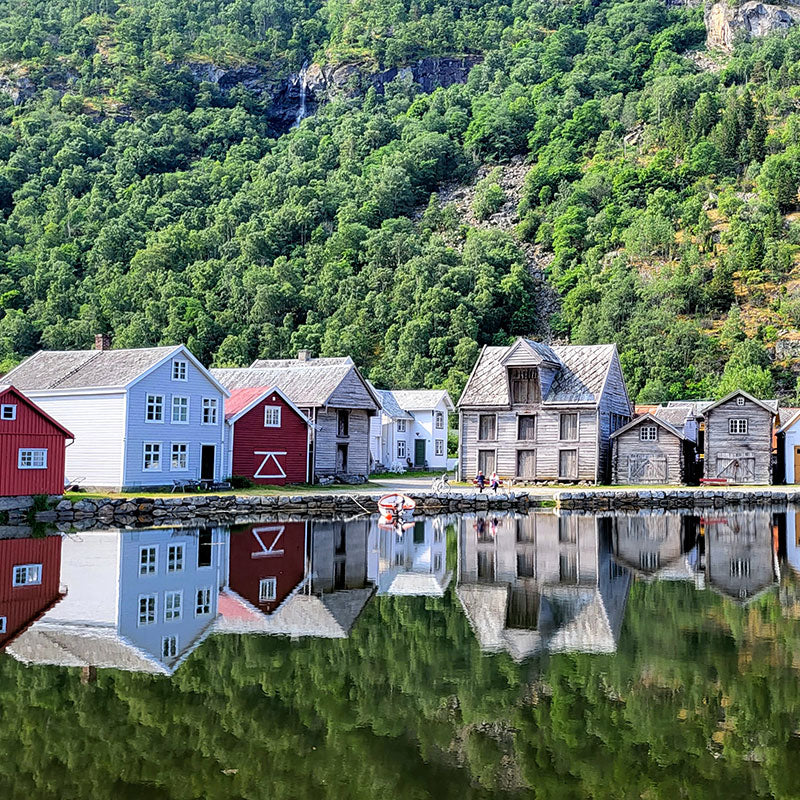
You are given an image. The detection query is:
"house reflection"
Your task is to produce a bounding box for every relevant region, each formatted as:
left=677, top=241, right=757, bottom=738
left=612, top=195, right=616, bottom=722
left=368, top=517, right=452, bottom=597
left=6, top=527, right=227, bottom=674
left=456, top=512, right=631, bottom=661
left=215, top=519, right=375, bottom=639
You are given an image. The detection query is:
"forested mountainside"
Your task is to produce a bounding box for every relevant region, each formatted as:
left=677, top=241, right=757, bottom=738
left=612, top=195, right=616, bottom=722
left=3, top=0, right=800, bottom=403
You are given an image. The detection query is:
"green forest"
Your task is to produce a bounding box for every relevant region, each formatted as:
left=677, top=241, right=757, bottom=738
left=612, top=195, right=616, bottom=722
left=3, top=575, right=800, bottom=798
left=2, top=0, right=800, bottom=403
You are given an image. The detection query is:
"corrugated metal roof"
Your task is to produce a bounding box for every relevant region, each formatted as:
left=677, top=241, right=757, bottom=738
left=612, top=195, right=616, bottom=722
left=2, top=346, right=182, bottom=390
left=458, top=340, right=618, bottom=407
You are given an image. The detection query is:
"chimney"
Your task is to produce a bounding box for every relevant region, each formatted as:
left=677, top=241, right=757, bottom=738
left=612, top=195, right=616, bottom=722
left=95, top=333, right=111, bottom=351
left=297, top=349, right=313, bottom=362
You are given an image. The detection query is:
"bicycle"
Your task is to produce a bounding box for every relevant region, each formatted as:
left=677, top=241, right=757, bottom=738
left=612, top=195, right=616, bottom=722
left=431, top=472, right=452, bottom=492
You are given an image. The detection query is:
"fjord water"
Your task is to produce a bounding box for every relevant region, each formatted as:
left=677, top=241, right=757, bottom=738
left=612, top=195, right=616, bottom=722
left=2, top=509, right=800, bottom=799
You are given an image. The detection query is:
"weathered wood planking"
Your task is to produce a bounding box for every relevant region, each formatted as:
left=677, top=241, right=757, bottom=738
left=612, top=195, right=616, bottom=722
left=612, top=421, right=685, bottom=485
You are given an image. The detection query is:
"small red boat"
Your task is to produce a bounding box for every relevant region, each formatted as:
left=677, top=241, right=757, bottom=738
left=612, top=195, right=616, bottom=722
left=378, top=493, right=416, bottom=520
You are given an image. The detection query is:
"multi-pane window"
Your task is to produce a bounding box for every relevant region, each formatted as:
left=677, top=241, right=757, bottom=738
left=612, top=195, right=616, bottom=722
left=640, top=425, right=658, bottom=441
left=509, top=368, right=541, bottom=404
left=730, top=559, right=750, bottom=577
left=172, top=396, right=189, bottom=423
left=143, top=442, right=161, bottom=471
left=172, top=360, right=188, bottom=381
left=162, top=635, right=178, bottom=659
left=171, top=443, right=188, bottom=471
left=146, top=394, right=164, bottom=422
left=264, top=406, right=281, bottom=427
left=18, top=449, right=47, bottom=469
left=518, top=415, right=536, bottom=440
left=435, top=411, right=444, bottom=429
left=435, top=439, right=444, bottom=456
left=559, top=413, right=578, bottom=441
left=13, top=564, right=41, bottom=586
left=639, top=552, right=660, bottom=571
left=164, top=591, right=182, bottom=621
left=202, top=398, right=218, bottom=425
left=337, top=409, right=349, bottom=437
left=138, top=595, right=156, bottom=625
left=397, top=440, right=407, bottom=459
left=736, top=396, right=745, bottom=406
left=195, top=587, right=212, bottom=616
left=729, top=418, right=748, bottom=435
left=397, top=419, right=407, bottom=433
left=1, top=404, right=16, bottom=420
left=259, top=577, right=277, bottom=602
left=139, top=546, right=157, bottom=575
left=478, top=414, right=496, bottom=441
left=167, top=544, right=184, bottom=573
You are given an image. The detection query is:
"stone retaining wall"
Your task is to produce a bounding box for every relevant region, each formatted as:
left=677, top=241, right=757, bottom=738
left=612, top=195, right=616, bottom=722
left=25, top=491, right=536, bottom=530
left=557, top=489, right=800, bottom=511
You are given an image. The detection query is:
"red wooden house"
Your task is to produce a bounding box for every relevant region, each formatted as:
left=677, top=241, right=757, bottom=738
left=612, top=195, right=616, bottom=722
left=227, top=522, right=308, bottom=614
left=224, top=386, right=310, bottom=485
left=0, top=385, right=74, bottom=496
left=0, top=534, right=65, bottom=649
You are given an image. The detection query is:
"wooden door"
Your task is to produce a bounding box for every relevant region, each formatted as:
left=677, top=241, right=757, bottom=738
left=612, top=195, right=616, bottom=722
left=477, top=449, right=495, bottom=475
left=794, top=447, right=800, bottom=484
left=414, top=439, right=426, bottom=467
left=558, top=449, right=577, bottom=480
left=627, top=455, right=668, bottom=483
left=715, top=455, right=755, bottom=483
left=516, top=449, right=536, bottom=479
left=201, top=445, right=215, bottom=481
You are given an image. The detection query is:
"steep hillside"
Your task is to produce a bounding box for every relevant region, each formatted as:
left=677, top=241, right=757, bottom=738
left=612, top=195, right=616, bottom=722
left=2, top=0, right=800, bottom=404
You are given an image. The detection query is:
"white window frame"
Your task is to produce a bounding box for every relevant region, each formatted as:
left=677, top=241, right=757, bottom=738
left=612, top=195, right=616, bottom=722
left=167, top=543, right=184, bottom=573
left=12, top=564, right=42, bottom=586
left=397, top=419, right=407, bottom=433
left=164, top=590, right=183, bottom=621
left=0, top=616, right=5, bottom=633
left=143, top=442, right=162, bottom=471
left=435, top=411, right=444, bottom=429
left=145, top=393, right=164, bottom=423
left=736, top=396, right=745, bottom=406
left=397, top=440, right=407, bottom=459
left=138, top=594, right=157, bottom=626
left=18, top=448, right=47, bottom=469
left=1, top=404, right=16, bottom=421
left=639, top=425, right=658, bottom=442
left=172, top=359, right=188, bottom=382
left=435, top=438, right=444, bottom=456
left=170, top=442, right=188, bottom=471
left=264, top=406, right=281, bottom=427
left=171, top=395, right=189, bottom=424
left=729, top=418, right=748, bottom=435
left=202, top=397, right=218, bottom=425
left=259, top=577, right=277, bottom=602
left=139, top=545, right=158, bottom=575
left=195, top=587, right=212, bottom=616
left=162, top=635, right=178, bottom=659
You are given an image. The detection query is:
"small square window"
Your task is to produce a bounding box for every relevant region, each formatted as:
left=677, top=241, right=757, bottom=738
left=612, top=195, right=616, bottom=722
left=259, top=577, right=277, bottom=602
left=146, top=394, right=164, bottom=422
left=172, top=360, right=188, bottom=381
left=1, top=404, right=16, bottom=421
left=264, top=406, right=281, bottom=427
left=736, top=396, right=745, bottom=406
left=162, top=635, right=178, bottom=659
left=13, top=564, right=41, bottom=586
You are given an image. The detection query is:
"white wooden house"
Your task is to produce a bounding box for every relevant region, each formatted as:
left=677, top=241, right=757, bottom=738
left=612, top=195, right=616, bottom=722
left=2, top=342, right=228, bottom=491
left=370, top=388, right=454, bottom=471
left=777, top=407, right=800, bottom=484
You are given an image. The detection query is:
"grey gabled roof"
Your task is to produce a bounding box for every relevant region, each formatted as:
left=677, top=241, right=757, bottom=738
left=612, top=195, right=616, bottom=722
left=458, top=339, right=618, bottom=408
left=374, top=389, right=414, bottom=420
left=251, top=356, right=353, bottom=369
left=610, top=412, right=687, bottom=441
left=777, top=407, right=800, bottom=433
left=2, top=346, right=182, bottom=391
left=703, top=390, right=778, bottom=417
left=390, top=389, right=455, bottom=412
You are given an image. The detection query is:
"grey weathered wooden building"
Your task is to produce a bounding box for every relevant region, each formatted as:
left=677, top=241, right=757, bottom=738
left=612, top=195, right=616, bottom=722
left=701, top=390, right=777, bottom=485
left=212, top=352, right=380, bottom=481
left=611, top=403, right=701, bottom=485
left=457, top=338, right=632, bottom=483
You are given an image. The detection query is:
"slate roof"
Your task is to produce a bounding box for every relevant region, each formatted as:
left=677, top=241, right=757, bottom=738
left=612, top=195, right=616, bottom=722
left=374, top=389, right=414, bottom=420
left=778, top=407, right=800, bottom=432
left=2, top=346, right=182, bottom=391
left=611, top=412, right=686, bottom=441
left=390, top=389, right=454, bottom=412
left=703, top=390, right=778, bottom=416
left=458, top=339, right=619, bottom=408
left=251, top=356, right=353, bottom=369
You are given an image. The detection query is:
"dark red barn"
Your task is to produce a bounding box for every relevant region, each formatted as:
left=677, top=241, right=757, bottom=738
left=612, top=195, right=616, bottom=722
left=0, top=385, right=74, bottom=496
left=0, top=534, right=65, bottom=649
left=224, top=386, right=310, bottom=485
left=227, top=522, right=308, bottom=614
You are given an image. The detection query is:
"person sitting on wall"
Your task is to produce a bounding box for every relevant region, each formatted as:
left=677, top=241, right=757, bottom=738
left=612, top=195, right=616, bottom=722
left=476, top=469, right=485, bottom=493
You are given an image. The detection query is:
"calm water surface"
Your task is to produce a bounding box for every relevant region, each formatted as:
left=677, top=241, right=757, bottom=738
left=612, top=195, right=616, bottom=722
left=2, top=508, right=800, bottom=799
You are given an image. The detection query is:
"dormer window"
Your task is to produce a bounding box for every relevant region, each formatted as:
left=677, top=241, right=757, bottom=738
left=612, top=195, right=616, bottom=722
left=509, top=368, right=541, bottom=404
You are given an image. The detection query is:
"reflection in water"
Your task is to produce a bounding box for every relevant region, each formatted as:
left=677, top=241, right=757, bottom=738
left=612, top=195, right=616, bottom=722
left=0, top=509, right=786, bottom=674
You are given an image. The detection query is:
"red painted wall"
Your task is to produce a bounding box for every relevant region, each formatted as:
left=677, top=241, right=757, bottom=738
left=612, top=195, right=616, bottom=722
left=0, top=535, right=64, bottom=648
left=228, top=522, right=307, bottom=614
left=231, top=394, right=308, bottom=485
left=0, top=387, right=70, bottom=496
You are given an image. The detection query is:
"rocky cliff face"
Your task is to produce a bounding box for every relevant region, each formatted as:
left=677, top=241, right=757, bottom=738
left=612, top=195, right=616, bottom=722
left=705, top=1, right=800, bottom=51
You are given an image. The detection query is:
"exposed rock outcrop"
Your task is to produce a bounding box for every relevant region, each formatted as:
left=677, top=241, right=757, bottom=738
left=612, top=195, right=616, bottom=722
left=705, top=1, right=800, bottom=52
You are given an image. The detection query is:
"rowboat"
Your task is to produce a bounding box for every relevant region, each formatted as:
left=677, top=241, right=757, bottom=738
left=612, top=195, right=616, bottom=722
left=378, top=493, right=416, bottom=519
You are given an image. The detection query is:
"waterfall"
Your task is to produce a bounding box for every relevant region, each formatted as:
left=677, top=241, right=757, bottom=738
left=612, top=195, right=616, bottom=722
left=292, top=61, right=309, bottom=129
